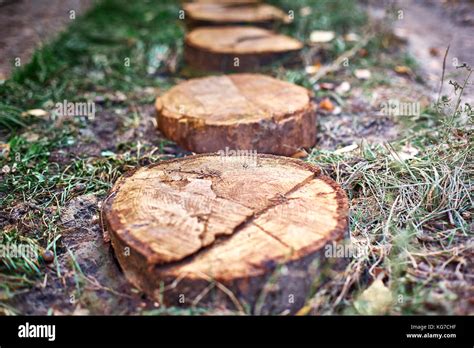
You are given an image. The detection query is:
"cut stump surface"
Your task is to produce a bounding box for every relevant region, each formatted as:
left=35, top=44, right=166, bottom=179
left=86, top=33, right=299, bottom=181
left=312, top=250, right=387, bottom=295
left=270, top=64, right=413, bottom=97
left=184, top=26, right=303, bottom=72
left=156, top=73, right=316, bottom=156
left=183, top=3, right=287, bottom=28
left=102, top=154, right=349, bottom=313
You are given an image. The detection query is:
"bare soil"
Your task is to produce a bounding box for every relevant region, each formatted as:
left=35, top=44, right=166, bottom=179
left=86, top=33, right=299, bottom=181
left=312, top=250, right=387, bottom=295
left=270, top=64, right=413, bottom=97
left=368, top=0, right=474, bottom=103
left=2, top=0, right=472, bottom=315
left=0, top=0, right=93, bottom=79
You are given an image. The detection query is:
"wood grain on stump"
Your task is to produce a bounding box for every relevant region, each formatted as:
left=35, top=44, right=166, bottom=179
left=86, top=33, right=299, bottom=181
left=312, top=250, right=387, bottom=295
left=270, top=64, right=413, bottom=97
left=156, top=73, right=316, bottom=156
left=102, top=154, right=349, bottom=313
left=184, top=26, right=303, bottom=72
left=183, top=3, right=287, bottom=29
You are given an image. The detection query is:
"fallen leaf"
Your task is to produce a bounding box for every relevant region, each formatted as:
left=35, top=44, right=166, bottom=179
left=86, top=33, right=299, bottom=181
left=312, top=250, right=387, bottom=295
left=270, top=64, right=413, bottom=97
left=358, top=48, right=369, bottom=57
left=295, top=305, right=312, bottom=316
left=429, top=47, right=440, bottom=56
left=393, top=28, right=409, bottom=42
left=310, top=30, right=335, bottom=43
left=299, top=6, right=311, bottom=17
left=334, top=144, right=358, bottom=154
left=0, top=143, right=10, bottom=159
left=319, top=82, right=335, bottom=90
left=101, top=150, right=116, bottom=157
left=319, top=98, right=335, bottom=112
left=394, top=65, right=412, bottom=75
left=24, top=109, right=48, bottom=118
left=344, top=33, right=360, bottom=42
left=305, top=63, right=320, bottom=74
left=354, top=279, right=393, bottom=315
left=335, top=81, right=351, bottom=94
left=332, top=106, right=342, bottom=115
left=354, top=69, right=371, bottom=80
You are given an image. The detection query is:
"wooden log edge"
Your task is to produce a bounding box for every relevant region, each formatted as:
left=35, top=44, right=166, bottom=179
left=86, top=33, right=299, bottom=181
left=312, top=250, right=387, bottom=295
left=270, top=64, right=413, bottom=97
left=184, top=26, right=303, bottom=72
left=101, top=154, right=349, bottom=313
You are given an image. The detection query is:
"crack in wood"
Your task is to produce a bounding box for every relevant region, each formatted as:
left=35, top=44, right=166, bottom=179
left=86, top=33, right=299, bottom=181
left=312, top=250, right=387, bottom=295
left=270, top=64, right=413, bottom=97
left=154, top=171, right=318, bottom=271
left=252, top=221, right=292, bottom=249
left=234, top=34, right=271, bottom=44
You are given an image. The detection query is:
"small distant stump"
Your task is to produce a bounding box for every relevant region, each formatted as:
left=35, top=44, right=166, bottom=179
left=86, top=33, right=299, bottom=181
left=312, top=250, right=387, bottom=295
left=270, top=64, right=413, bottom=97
left=102, top=154, right=349, bottom=314
left=183, top=3, right=287, bottom=29
left=184, top=26, right=303, bottom=72
left=156, top=73, right=316, bottom=156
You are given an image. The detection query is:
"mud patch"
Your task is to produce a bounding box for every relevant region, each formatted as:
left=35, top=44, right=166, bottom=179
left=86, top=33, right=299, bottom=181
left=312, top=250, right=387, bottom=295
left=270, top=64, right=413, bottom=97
left=9, top=194, right=154, bottom=315
left=368, top=0, right=474, bottom=103
left=0, top=0, right=93, bottom=79
left=69, top=104, right=161, bottom=157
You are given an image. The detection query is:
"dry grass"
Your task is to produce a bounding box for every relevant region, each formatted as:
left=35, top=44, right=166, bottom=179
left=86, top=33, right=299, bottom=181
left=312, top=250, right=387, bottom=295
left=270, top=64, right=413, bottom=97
left=0, top=0, right=472, bottom=315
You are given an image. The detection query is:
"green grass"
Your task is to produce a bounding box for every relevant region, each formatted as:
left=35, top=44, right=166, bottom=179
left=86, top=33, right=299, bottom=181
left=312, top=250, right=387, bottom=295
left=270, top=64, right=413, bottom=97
left=269, top=0, right=366, bottom=39
left=305, top=65, right=473, bottom=314
left=307, top=114, right=472, bottom=314
left=0, top=0, right=186, bottom=309
left=0, top=0, right=183, bottom=131
left=0, top=0, right=472, bottom=315
left=0, top=0, right=373, bottom=131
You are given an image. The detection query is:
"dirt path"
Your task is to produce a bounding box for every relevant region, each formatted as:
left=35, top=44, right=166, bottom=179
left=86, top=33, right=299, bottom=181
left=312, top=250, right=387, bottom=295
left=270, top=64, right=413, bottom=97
left=1, top=0, right=471, bottom=316
left=369, top=0, right=474, bottom=104
left=0, top=0, right=93, bottom=79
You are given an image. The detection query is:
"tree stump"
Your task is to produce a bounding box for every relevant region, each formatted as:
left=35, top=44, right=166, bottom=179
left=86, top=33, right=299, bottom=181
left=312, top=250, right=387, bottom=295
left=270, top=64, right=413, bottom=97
left=156, top=73, right=316, bottom=156
left=183, top=3, right=287, bottom=29
left=101, top=154, right=349, bottom=314
left=184, top=26, right=303, bottom=72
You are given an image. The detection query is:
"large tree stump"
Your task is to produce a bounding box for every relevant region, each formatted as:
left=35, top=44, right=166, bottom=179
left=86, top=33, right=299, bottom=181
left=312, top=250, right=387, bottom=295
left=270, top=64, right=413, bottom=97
left=184, top=26, right=303, bottom=72
left=183, top=3, right=287, bottom=29
left=102, top=154, right=349, bottom=314
left=156, top=73, right=316, bottom=156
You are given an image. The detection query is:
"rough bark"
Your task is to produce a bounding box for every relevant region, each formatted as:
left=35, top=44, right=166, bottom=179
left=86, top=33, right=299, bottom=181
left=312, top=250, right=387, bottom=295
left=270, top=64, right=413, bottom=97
left=102, top=154, right=349, bottom=314
left=156, top=73, right=316, bottom=156
left=183, top=3, right=287, bottom=29
left=184, top=26, right=303, bottom=72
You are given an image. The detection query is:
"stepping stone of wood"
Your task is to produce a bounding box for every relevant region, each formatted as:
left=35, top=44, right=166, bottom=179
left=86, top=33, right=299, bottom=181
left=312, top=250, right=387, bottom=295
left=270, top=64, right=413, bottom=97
left=102, top=154, right=348, bottom=313
left=184, top=26, right=303, bottom=72
left=183, top=2, right=287, bottom=29
left=156, top=73, right=316, bottom=156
